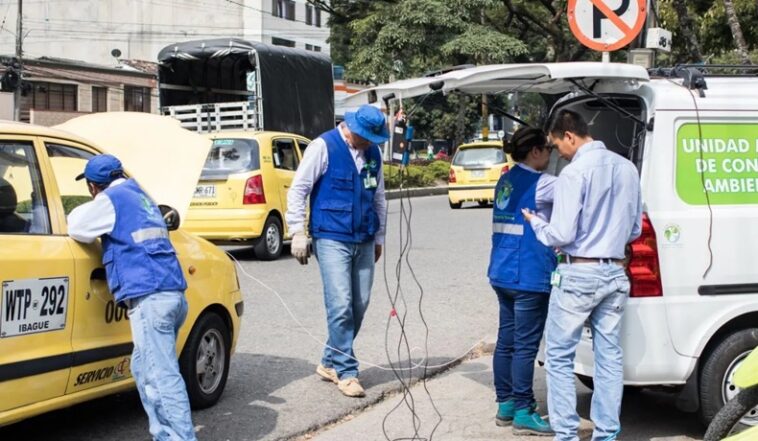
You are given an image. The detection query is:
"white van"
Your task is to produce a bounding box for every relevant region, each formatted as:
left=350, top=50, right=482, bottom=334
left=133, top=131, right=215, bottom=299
left=344, top=63, right=758, bottom=425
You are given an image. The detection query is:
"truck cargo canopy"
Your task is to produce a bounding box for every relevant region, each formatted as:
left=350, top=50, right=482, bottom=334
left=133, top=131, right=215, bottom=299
left=158, top=38, right=334, bottom=139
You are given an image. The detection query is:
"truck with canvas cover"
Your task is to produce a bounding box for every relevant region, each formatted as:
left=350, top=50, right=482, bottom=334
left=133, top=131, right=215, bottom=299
left=157, top=38, right=334, bottom=140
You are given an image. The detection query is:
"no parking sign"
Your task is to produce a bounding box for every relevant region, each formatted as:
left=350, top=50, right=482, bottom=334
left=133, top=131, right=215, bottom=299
left=568, top=0, right=647, bottom=52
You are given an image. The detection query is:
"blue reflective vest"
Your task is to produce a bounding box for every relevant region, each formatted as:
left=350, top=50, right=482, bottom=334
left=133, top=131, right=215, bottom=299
left=101, top=179, right=187, bottom=304
left=310, top=128, right=382, bottom=244
left=487, top=165, right=557, bottom=293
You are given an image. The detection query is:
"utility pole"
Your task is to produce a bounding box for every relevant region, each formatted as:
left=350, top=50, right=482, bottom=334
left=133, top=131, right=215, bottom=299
left=13, top=0, right=22, bottom=121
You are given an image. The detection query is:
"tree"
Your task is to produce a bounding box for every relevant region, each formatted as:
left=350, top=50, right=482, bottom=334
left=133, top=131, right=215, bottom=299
left=721, top=0, right=751, bottom=63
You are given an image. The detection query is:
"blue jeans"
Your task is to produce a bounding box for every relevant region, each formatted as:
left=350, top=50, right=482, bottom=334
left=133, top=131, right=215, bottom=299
left=493, top=287, right=549, bottom=410
left=128, top=291, right=196, bottom=441
left=314, top=238, right=375, bottom=380
left=545, top=263, right=630, bottom=441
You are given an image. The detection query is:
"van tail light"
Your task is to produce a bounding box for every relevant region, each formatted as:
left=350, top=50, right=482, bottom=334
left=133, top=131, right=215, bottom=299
left=449, top=168, right=457, bottom=183
left=243, top=175, right=266, bottom=204
left=628, top=213, right=663, bottom=297
left=501, top=165, right=510, bottom=174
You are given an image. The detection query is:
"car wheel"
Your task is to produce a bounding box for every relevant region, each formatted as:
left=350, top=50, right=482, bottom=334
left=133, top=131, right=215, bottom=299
left=254, top=216, right=283, bottom=261
left=478, top=200, right=490, bottom=207
left=180, top=312, right=231, bottom=409
left=700, top=328, right=758, bottom=426
left=449, top=200, right=462, bottom=209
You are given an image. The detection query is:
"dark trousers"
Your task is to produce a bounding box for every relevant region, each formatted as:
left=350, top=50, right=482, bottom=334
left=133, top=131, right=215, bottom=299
left=493, top=286, right=550, bottom=410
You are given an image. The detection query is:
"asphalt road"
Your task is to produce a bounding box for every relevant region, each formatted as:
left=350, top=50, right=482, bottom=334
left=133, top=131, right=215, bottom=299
left=0, top=195, right=706, bottom=440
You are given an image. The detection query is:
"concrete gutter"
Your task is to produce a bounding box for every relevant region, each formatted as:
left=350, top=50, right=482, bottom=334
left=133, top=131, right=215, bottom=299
left=385, top=186, right=447, bottom=200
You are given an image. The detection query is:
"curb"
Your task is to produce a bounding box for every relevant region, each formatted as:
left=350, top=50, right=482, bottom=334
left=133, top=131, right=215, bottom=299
left=385, top=186, right=448, bottom=200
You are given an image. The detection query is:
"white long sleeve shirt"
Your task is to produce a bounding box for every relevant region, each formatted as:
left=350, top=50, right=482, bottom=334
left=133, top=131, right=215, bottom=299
left=286, top=125, right=387, bottom=245
left=67, top=179, right=126, bottom=243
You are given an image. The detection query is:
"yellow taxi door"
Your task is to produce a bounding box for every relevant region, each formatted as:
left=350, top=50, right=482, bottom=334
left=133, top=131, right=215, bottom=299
left=0, top=136, right=75, bottom=414
left=40, top=140, right=134, bottom=395
left=271, top=137, right=300, bottom=238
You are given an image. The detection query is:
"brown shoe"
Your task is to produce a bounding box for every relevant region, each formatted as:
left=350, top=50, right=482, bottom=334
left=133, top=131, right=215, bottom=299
left=316, top=364, right=338, bottom=384
left=337, top=377, right=365, bottom=398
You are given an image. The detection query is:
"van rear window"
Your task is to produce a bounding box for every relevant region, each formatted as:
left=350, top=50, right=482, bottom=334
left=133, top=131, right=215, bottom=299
left=453, top=147, right=505, bottom=167
left=201, top=138, right=260, bottom=180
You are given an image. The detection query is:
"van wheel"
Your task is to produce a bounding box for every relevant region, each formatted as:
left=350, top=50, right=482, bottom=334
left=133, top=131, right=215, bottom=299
left=478, top=201, right=490, bottom=207
left=700, top=328, right=758, bottom=426
left=180, top=312, right=231, bottom=409
left=449, top=200, right=462, bottom=209
left=254, top=216, right=283, bottom=260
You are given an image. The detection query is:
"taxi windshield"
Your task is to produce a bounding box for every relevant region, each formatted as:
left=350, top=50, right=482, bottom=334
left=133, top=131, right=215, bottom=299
left=453, top=147, right=504, bottom=168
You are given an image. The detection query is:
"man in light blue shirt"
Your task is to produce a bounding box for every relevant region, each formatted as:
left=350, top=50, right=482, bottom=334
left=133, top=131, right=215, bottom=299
left=523, top=110, right=642, bottom=441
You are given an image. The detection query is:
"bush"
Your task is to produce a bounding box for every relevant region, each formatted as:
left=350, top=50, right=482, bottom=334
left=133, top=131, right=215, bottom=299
left=427, top=160, right=451, bottom=181
left=384, top=164, right=436, bottom=189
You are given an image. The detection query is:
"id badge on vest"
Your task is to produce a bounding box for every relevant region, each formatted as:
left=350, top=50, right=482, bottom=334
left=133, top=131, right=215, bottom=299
left=363, top=174, right=378, bottom=189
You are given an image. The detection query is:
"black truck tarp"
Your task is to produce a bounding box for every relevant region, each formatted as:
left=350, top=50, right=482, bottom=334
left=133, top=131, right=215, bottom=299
left=157, top=38, right=334, bottom=140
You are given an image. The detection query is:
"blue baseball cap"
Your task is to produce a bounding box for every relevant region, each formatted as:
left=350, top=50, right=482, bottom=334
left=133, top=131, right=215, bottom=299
left=75, top=154, right=124, bottom=184
left=344, top=105, right=389, bottom=144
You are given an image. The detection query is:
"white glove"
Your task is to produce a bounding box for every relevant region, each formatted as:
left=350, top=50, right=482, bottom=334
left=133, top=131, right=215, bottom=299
left=291, top=232, right=310, bottom=265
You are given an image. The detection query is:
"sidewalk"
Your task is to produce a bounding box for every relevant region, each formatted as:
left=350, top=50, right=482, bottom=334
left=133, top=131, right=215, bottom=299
left=306, top=355, right=703, bottom=441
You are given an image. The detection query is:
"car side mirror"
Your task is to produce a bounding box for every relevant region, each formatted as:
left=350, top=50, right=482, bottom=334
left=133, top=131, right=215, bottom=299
left=158, top=205, right=180, bottom=231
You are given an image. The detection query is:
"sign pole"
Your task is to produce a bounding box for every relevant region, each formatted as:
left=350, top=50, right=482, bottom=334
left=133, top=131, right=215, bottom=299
left=602, top=51, right=611, bottom=63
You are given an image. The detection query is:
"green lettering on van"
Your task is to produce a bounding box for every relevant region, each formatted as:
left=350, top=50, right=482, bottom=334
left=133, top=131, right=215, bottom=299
left=676, top=123, right=758, bottom=205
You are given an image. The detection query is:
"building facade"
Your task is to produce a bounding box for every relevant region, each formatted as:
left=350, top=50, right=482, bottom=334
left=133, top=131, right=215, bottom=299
left=0, top=0, right=330, bottom=67
left=1, top=56, right=158, bottom=125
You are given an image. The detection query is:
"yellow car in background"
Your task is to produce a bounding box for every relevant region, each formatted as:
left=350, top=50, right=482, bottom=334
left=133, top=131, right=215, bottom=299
left=448, top=141, right=513, bottom=209
left=183, top=132, right=310, bottom=260
left=0, top=117, right=242, bottom=427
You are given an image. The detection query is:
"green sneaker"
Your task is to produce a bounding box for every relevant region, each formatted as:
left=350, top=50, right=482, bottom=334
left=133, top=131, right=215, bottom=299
left=512, top=408, right=554, bottom=436
left=495, top=400, right=515, bottom=426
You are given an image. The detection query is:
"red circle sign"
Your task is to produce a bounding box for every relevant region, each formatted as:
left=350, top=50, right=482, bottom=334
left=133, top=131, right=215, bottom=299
left=568, top=0, right=647, bottom=52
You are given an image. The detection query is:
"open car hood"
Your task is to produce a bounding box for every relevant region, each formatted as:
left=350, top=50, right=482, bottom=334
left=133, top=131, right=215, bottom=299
left=343, top=62, right=649, bottom=107
left=55, top=112, right=211, bottom=224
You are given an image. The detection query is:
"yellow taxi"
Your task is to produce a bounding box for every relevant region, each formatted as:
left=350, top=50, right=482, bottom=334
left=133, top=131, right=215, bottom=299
left=0, top=117, right=243, bottom=427
left=448, top=141, right=514, bottom=209
left=183, top=131, right=310, bottom=260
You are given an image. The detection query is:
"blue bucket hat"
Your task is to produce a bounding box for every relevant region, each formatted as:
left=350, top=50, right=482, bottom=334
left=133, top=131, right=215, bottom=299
left=75, top=154, right=124, bottom=184
left=344, top=105, right=390, bottom=144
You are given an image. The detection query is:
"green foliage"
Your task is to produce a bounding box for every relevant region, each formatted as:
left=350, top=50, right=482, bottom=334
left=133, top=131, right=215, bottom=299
left=17, top=195, right=92, bottom=215
left=384, top=164, right=438, bottom=189
left=657, top=0, right=758, bottom=64
left=427, top=160, right=451, bottom=181
left=345, top=0, right=527, bottom=83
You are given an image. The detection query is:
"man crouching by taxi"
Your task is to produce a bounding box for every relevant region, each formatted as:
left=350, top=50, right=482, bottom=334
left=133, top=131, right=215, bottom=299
left=286, top=104, right=389, bottom=398
left=67, top=154, right=196, bottom=441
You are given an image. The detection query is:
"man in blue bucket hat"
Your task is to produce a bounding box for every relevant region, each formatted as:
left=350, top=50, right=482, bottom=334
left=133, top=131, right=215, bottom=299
left=286, top=104, right=389, bottom=397
left=68, top=154, right=196, bottom=440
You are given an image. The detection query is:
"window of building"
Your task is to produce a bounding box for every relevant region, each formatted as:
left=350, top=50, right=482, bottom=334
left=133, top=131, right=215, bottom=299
left=285, top=1, right=295, bottom=20
left=92, top=87, right=107, bottom=113
left=272, top=0, right=283, bottom=17
left=315, top=8, right=321, bottom=27
left=272, top=0, right=295, bottom=20
left=306, top=4, right=313, bottom=25
left=306, top=44, right=313, bottom=51
left=124, top=86, right=151, bottom=113
left=314, top=46, right=321, bottom=52
left=21, top=82, right=78, bottom=113
left=272, top=37, right=296, bottom=48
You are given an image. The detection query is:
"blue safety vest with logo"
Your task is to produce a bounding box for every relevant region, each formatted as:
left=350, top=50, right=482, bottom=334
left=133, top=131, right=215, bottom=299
left=310, top=128, right=382, bottom=244
left=101, top=179, right=187, bottom=304
left=487, top=165, right=557, bottom=293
